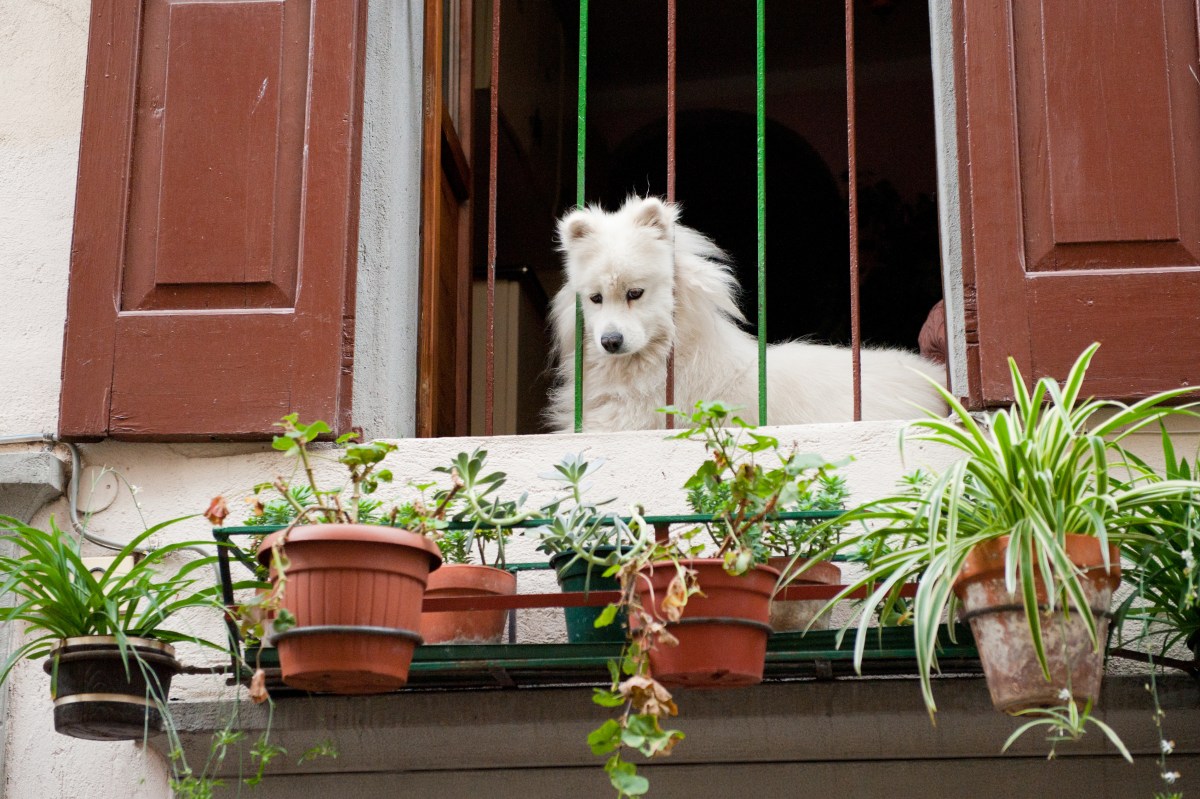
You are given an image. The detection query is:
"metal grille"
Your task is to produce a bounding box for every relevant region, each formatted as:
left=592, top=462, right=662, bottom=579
left=482, top=1, right=873, bottom=434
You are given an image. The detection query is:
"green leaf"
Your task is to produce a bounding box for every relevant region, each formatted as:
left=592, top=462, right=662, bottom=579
left=591, top=688, right=626, bottom=708
left=272, top=608, right=296, bottom=634
left=587, top=720, right=622, bottom=755
left=594, top=603, right=620, bottom=628
left=744, top=433, right=779, bottom=453
left=609, top=766, right=650, bottom=797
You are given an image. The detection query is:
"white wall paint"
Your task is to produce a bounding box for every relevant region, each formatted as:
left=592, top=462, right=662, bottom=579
left=928, top=0, right=968, bottom=397
left=0, top=0, right=88, bottom=436
left=1, top=419, right=959, bottom=798
left=3, top=2, right=1196, bottom=797
left=353, top=0, right=426, bottom=440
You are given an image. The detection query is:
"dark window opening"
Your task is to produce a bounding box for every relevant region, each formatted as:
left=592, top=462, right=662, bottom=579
left=469, top=0, right=943, bottom=435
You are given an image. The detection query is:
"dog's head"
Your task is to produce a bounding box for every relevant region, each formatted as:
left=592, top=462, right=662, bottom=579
left=556, top=196, right=678, bottom=358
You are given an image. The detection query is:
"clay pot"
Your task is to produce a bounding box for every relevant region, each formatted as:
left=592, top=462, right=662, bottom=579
left=420, top=564, right=517, bottom=644
left=767, top=556, right=841, bottom=632
left=952, top=535, right=1120, bottom=713
left=258, top=524, right=441, bottom=694
left=44, top=636, right=179, bottom=741
left=634, top=559, right=778, bottom=689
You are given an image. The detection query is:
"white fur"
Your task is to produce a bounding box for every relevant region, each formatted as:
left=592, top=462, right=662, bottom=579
left=547, top=196, right=947, bottom=432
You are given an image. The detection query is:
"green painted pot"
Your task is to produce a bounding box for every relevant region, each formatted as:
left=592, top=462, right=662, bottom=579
left=550, top=548, right=628, bottom=644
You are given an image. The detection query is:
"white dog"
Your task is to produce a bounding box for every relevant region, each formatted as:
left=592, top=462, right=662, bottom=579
left=547, top=196, right=946, bottom=432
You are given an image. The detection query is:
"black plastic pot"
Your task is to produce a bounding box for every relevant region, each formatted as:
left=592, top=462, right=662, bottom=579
left=550, top=548, right=628, bottom=644
left=44, top=636, right=179, bottom=741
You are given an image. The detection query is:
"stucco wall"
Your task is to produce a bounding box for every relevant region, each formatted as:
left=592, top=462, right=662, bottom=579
left=1, top=420, right=960, bottom=798
left=5, top=417, right=1196, bottom=797
left=3, top=2, right=1198, bottom=798
left=352, top=0, right=425, bottom=440
left=0, top=0, right=88, bottom=436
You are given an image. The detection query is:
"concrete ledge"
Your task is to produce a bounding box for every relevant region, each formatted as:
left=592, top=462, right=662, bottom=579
left=0, top=451, right=64, bottom=522
left=154, top=675, right=1200, bottom=797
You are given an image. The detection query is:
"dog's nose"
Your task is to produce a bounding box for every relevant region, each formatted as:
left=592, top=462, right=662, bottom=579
left=600, top=332, right=624, bottom=353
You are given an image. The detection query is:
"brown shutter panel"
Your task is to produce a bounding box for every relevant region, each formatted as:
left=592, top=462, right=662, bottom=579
left=59, top=0, right=367, bottom=440
left=956, top=1, right=1200, bottom=404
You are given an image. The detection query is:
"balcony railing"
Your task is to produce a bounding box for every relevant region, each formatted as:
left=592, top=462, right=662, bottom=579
left=211, top=511, right=982, bottom=693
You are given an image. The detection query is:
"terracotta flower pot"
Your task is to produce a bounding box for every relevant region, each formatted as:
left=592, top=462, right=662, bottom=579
left=420, top=563, right=517, bottom=644
left=259, top=524, right=441, bottom=694
left=767, top=556, right=841, bottom=632
left=952, top=534, right=1120, bottom=713
left=634, top=559, right=778, bottom=689
left=44, top=636, right=179, bottom=741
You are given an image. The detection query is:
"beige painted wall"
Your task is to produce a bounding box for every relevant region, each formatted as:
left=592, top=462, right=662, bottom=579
left=0, top=0, right=88, bottom=436
left=0, top=9, right=964, bottom=787
left=2, top=3, right=1198, bottom=798
left=2, top=419, right=959, bottom=798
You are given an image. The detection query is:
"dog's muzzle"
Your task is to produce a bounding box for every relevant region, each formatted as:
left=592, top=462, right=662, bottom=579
left=600, top=332, right=624, bottom=353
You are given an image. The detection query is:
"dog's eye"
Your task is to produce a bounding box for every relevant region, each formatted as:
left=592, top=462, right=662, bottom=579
left=626, top=288, right=644, bottom=301
left=589, top=293, right=603, bottom=304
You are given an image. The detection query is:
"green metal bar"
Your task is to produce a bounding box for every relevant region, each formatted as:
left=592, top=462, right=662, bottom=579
left=756, top=0, right=768, bottom=424
left=247, top=625, right=978, bottom=685
left=573, top=0, right=589, bottom=433
left=214, top=510, right=843, bottom=537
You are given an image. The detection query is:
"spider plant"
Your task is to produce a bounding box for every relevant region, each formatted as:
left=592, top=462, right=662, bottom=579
left=0, top=514, right=240, bottom=685
left=818, top=343, right=1200, bottom=717
left=1113, top=425, right=1200, bottom=663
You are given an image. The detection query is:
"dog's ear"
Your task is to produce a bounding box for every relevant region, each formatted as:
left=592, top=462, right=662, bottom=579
left=558, top=211, right=592, bottom=247
left=631, top=197, right=673, bottom=240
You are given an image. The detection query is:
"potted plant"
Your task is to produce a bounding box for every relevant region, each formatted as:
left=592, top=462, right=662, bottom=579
left=412, top=450, right=519, bottom=644
left=530, top=453, right=631, bottom=644
left=629, top=400, right=840, bottom=688
left=241, top=415, right=442, bottom=695
left=1112, top=425, right=1200, bottom=667
left=688, top=467, right=849, bottom=631
left=418, top=449, right=619, bottom=644
left=0, top=515, right=235, bottom=741
left=820, top=343, right=1200, bottom=721
left=577, top=402, right=839, bottom=796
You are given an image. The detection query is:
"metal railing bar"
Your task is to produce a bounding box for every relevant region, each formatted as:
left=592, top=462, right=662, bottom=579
left=845, top=0, right=863, bottom=421
left=485, top=0, right=502, bottom=436
left=665, top=0, right=677, bottom=427
left=422, top=580, right=915, bottom=613
left=213, top=509, right=844, bottom=537
left=666, top=0, right=677, bottom=205
left=572, top=0, right=589, bottom=433
left=756, top=0, right=768, bottom=424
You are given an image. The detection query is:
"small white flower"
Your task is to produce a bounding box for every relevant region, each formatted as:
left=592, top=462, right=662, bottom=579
left=1183, top=549, right=1195, bottom=568
left=1162, top=739, right=1176, bottom=755
left=130, top=484, right=141, bottom=495
left=1057, top=688, right=1072, bottom=702
left=1162, top=771, right=1181, bottom=785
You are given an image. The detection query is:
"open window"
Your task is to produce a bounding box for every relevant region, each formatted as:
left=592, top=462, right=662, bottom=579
left=459, top=0, right=946, bottom=436
left=58, top=0, right=1200, bottom=441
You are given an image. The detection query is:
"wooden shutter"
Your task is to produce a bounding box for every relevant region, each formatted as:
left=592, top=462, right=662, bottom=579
left=955, top=0, right=1200, bottom=404
left=59, top=0, right=367, bottom=440
left=417, top=0, right=473, bottom=438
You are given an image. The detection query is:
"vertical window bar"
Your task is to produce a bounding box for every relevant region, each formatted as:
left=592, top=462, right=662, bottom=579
left=845, top=0, right=863, bottom=421
left=665, top=0, right=677, bottom=428
left=756, top=0, right=768, bottom=424
left=485, top=0, right=502, bottom=436
left=572, top=0, right=589, bottom=433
